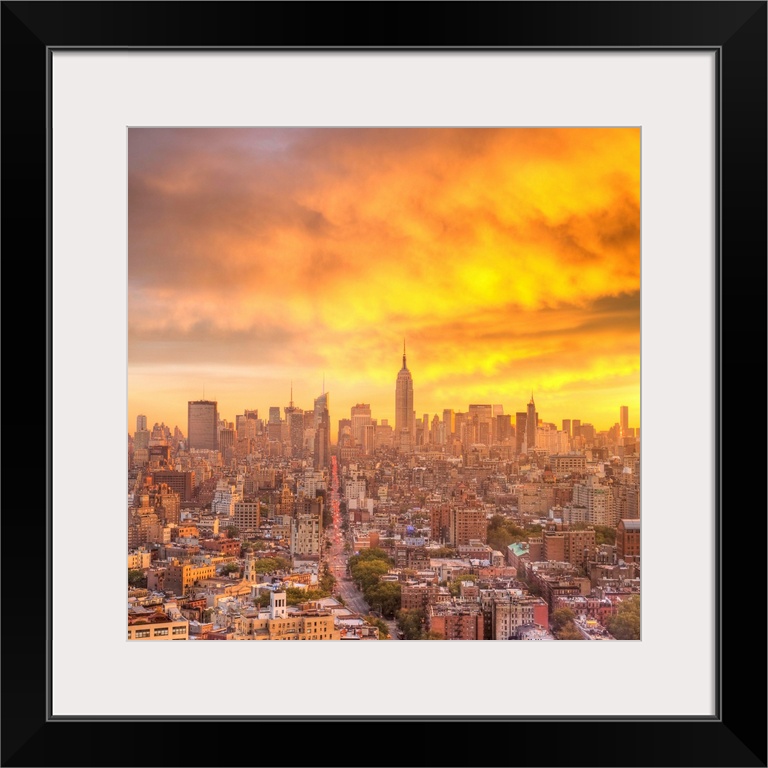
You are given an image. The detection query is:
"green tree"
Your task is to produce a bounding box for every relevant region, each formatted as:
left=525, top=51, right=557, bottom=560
left=244, top=540, right=269, bottom=552
left=349, top=559, right=389, bottom=592
left=364, top=615, right=390, bottom=639
left=425, top=630, right=445, bottom=640
left=556, top=622, right=584, bottom=640
left=486, top=514, right=533, bottom=552
left=594, top=525, right=617, bottom=546
left=318, top=563, right=336, bottom=594
left=448, top=574, right=475, bottom=597
left=253, top=557, right=291, bottom=574
left=285, top=587, right=334, bottom=605
left=128, top=569, right=145, bottom=587
left=223, top=525, right=240, bottom=539
left=396, top=608, right=426, bottom=640
left=219, top=562, right=240, bottom=576
left=606, top=595, right=640, bottom=640
left=429, top=547, right=457, bottom=558
left=550, top=607, right=576, bottom=634
left=350, top=547, right=391, bottom=564
left=365, top=581, right=401, bottom=618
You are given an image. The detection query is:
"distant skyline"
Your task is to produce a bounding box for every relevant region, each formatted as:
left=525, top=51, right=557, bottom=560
left=129, top=128, right=640, bottom=435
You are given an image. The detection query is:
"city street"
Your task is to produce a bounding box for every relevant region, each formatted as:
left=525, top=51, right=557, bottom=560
left=324, top=455, right=400, bottom=638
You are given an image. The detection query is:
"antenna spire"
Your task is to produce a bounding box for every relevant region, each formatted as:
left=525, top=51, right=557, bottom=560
left=402, top=338, right=407, bottom=368
left=290, top=381, right=294, bottom=408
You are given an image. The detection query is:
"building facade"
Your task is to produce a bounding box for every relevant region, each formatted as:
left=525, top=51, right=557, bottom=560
left=395, top=343, right=414, bottom=453
left=187, top=400, right=218, bottom=451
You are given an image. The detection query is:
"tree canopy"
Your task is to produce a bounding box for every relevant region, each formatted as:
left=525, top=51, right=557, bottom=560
left=128, top=569, right=146, bottom=587
left=486, top=515, right=542, bottom=552
left=606, top=594, right=640, bottom=640
left=396, top=608, right=426, bottom=640
left=253, top=556, right=291, bottom=574
left=550, top=607, right=584, bottom=640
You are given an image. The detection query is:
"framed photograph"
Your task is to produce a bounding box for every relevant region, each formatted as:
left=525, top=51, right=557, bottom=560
left=4, top=1, right=765, bottom=765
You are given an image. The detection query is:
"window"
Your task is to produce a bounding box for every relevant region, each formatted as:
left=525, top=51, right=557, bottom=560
left=134, top=629, right=150, bottom=638
left=172, top=626, right=187, bottom=635
left=154, top=628, right=169, bottom=636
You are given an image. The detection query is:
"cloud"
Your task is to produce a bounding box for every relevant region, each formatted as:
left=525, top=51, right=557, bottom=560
left=128, top=128, right=640, bottom=430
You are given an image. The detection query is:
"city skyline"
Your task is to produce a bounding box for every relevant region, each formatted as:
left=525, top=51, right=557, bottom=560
left=129, top=127, right=640, bottom=434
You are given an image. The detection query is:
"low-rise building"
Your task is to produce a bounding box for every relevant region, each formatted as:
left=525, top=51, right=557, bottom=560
left=128, top=607, right=189, bottom=640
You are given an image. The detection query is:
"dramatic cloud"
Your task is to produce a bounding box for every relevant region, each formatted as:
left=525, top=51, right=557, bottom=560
left=129, top=128, right=640, bottom=433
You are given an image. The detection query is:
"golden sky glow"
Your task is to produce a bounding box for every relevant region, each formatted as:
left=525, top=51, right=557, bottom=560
left=129, top=128, right=640, bottom=436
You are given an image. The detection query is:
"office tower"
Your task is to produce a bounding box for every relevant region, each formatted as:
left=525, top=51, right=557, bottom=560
left=572, top=419, right=581, bottom=437
left=219, top=427, right=235, bottom=455
left=337, top=418, right=352, bottom=446
left=443, top=409, right=455, bottom=438
left=430, top=414, right=442, bottom=444
left=526, top=394, right=537, bottom=453
left=515, top=412, right=527, bottom=454
left=351, top=404, right=373, bottom=450
left=314, top=391, right=331, bottom=470
left=469, top=404, right=493, bottom=446
left=395, top=341, right=414, bottom=452
left=454, top=411, right=468, bottom=442
left=136, top=414, right=147, bottom=432
left=620, top=406, right=629, bottom=437
left=562, top=419, right=571, bottom=437
left=187, top=400, right=218, bottom=451
left=268, top=406, right=282, bottom=424
left=284, top=384, right=304, bottom=457
left=495, top=413, right=512, bottom=443
left=314, top=391, right=329, bottom=429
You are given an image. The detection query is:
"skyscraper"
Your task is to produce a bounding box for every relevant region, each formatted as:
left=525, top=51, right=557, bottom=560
left=526, top=394, right=537, bottom=453
left=515, top=412, right=527, bottom=454
left=136, top=414, right=148, bottom=432
left=351, top=403, right=373, bottom=450
left=187, top=400, right=218, bottom=451
left=620, top=406, right=629, bottom=437
left=395, top=341, right=414, bottom=453
left=313, top=390, right=330, bottom=470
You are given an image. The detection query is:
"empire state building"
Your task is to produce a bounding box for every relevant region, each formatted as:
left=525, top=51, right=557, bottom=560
left=395, top=341, right=414, bottom=453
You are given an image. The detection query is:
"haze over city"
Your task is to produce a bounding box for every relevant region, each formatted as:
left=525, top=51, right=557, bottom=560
left=128, top=127, right=640, bottom=434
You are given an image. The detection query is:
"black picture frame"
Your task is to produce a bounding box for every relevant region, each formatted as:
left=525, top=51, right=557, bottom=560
left=3, top=2, right=765, bottom=766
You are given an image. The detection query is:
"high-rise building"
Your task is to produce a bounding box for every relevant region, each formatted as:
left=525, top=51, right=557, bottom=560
left=284, top=384, right=304, bottom=457
left=268, top=407, right=281, bottom=424
left=442, top=409, right=455, bottom=438
left=620, top=406, right=629, bottom=437
left=395, top=341, right=414, bottom=453
left=136, top=414, right=147, bottom=432
left=337, top=418, right=352, bottom=447
left=469, top=405, right=493, bottom=446
left=313, top=391, right=329, bottom=429
left=515, top=412, right=527, bottom=454
left=526, top=395, right=537, bottom=453
left=562, top=419, right=571, bottom=437
left=495, top=413, right=512, bottom=443
left=313, top=391, right=331, bottom=470
left=187, top=400, right=218, bottom=451
left=351, top=404, right=372, bottom=450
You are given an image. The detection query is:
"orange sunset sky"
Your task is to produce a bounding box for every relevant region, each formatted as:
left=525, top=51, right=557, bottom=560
left=128, top=127, right=640, bottom=438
